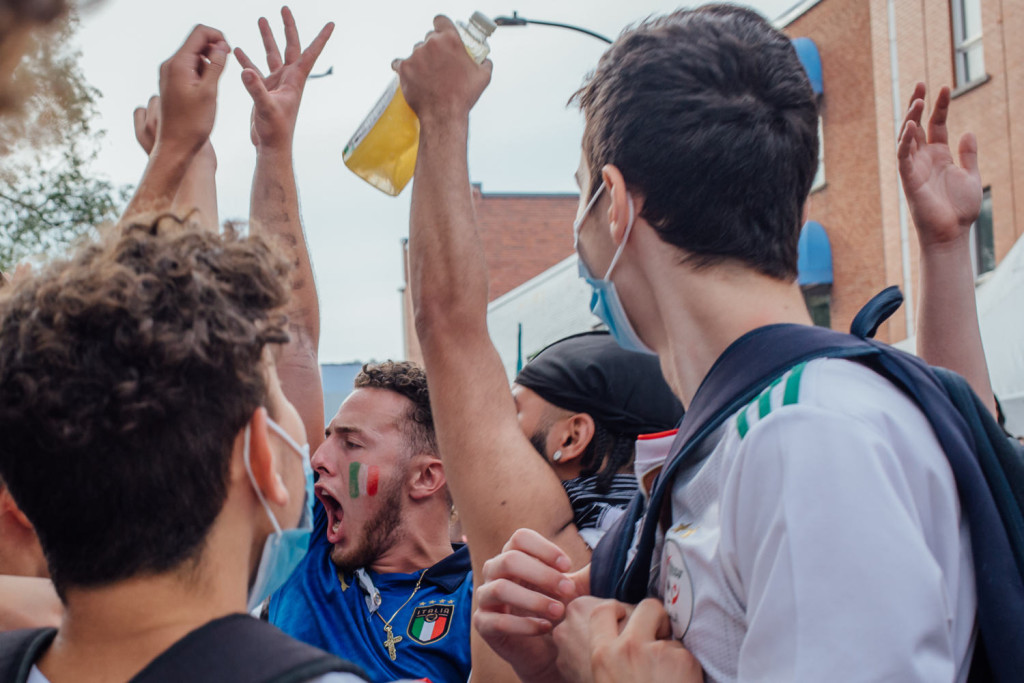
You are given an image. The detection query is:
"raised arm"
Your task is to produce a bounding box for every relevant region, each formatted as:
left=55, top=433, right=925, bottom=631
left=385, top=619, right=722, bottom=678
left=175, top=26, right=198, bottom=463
left=397, top=17, right=591, bottom=569
left=897, top=83, right=996, bottom=415
left=132, top=96, right=219, bottom=229
left=121, top=26, right=229, bottom=224
left=397, top=17, right=591, bottom=682
left=235, top=7, right=333, bottom=453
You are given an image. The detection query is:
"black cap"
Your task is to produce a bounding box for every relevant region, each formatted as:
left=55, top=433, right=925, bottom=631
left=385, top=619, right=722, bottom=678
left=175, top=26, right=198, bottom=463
left=515, top=331, right=683, bottom=435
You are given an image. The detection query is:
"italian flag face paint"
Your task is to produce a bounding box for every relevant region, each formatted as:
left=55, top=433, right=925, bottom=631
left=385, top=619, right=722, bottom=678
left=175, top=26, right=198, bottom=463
left=348, top=462, right=379, bottom=499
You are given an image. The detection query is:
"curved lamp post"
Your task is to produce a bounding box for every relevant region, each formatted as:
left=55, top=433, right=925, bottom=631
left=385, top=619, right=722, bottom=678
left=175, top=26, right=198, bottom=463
left=494, top=11, right=613, bottom=44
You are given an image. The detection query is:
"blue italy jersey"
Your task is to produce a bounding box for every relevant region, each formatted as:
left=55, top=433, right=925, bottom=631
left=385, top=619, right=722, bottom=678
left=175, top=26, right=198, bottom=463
left=268, top=504, right=473, bottom=683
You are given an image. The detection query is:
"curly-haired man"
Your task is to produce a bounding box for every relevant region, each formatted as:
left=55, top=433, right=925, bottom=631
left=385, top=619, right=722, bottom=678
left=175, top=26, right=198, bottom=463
left=268, top=360, right=474, bottom=683
left=0, top=22, right=365, bottom=683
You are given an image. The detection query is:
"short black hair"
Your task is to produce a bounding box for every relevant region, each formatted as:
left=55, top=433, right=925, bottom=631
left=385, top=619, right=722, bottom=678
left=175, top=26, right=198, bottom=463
left=572, top=4, right=818, bottom=280
left=0, top=218, right=291, bottom=595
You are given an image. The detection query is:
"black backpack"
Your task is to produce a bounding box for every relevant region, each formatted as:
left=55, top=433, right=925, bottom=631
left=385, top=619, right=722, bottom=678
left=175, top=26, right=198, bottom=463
left=590, top=287, right=1024, bottom=682
left=0, top=613, right=368, bottom=683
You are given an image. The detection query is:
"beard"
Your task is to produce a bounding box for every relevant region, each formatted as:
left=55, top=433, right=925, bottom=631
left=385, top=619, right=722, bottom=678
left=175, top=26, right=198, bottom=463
left=329, top=469, right=405, bottom=573
left=528, top=426, right=550, bottom=461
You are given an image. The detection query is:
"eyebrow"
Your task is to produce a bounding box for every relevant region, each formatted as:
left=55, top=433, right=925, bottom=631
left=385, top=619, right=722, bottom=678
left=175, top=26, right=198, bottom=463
left=326, top=424, right=366, bottom=440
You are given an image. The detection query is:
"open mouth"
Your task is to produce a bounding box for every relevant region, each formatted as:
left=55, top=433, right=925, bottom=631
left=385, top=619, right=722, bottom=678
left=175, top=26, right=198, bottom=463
left=316, top=486, right=345, bottom=544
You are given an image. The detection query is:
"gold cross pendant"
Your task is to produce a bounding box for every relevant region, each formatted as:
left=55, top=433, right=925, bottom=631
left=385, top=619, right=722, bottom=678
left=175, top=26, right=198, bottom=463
left=382, top=624, right=403, bottom=661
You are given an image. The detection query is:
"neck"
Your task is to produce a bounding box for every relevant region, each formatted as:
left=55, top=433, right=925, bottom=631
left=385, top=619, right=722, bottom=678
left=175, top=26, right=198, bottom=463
left=37, top=494, right=260, bottom=683
left=644, top=258, right=812, bottom=408
left=370, top=502, right=453, bottom=575
left=38, top=569, right=240, bottom=682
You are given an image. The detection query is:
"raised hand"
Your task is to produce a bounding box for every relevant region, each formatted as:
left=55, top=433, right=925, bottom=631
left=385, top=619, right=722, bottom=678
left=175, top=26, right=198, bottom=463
left=234, top=7, right=334, bottom=152
left=156, top=25, right=230, bottom=157
left=897, top=83, right=983, bottom=247
left=393, top=15, right=492, bottom=127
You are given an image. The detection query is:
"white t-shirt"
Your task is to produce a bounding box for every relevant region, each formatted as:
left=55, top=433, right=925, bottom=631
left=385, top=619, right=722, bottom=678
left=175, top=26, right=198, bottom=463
left=27, top=665, right=370, bottom=683
left=653, top=358, right=976, bottom=682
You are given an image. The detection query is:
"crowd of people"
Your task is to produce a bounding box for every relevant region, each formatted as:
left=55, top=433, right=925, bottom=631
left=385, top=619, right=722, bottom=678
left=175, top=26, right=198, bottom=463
left=0, top=2, right=1018, bottom=682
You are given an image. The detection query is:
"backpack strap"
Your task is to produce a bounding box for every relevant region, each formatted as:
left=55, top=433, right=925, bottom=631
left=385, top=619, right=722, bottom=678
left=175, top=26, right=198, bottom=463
left=593, top=287, right=906, bottom=602
left=0, top=628, right=57, bottom=683
left=605, top=322, right=881, bottom=603
left=130, top=614, right=367, bottom=683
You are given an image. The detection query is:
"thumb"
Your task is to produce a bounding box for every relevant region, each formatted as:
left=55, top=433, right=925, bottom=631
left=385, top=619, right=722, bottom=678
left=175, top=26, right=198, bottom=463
left=133, top=107, right=150, bottom=150
left=958, top=132, right=980, bottom=178
left=203, top=42, right=231, bottom=84
left=241, top=68, right=272, bottom=109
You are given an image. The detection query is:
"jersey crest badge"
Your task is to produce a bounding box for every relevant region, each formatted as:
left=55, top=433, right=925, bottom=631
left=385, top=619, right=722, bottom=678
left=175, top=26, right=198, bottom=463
left=407, top=601, right=454, bottom=644
left=662, top=529, right=694, bottom=639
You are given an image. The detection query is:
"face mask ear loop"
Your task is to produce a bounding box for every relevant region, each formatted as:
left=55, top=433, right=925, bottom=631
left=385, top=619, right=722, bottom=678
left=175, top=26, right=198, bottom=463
left=604, top=193, right=635, bottom=281
left=266, top=418, right=311, bottom=463
left=243, top=423, right=284, bottom=536
left=573, top=182, right=606, bottom=249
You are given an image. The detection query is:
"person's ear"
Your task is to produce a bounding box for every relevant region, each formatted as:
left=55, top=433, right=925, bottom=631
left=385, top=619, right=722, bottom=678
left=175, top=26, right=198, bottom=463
left=601, top=164, right=636, bottom=245
left=246, top=407, right=289, bottom=507
left=0, top=487, right=34, bottom=531
left=408, top=454, right=447, bottom=502
left=555, top=413, right=596, bottom=465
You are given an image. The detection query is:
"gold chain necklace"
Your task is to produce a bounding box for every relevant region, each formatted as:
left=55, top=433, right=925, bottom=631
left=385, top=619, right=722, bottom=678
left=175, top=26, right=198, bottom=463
left=373, top=568, right=428, bottom=661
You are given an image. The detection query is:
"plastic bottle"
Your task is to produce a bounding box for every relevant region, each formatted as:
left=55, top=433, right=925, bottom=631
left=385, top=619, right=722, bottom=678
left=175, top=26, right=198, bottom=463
left=343, top=12, right=497, bottom=196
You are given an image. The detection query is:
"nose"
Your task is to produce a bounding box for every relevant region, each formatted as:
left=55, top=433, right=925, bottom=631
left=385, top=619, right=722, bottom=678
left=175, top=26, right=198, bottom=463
left=310, top=440, right=332, bottom=475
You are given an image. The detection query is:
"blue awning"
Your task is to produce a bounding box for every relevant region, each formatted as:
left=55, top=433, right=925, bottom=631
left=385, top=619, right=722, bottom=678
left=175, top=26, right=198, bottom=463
left=792, top=37, right=823, bottom=96
left=797, top=220, right=833, bottom=286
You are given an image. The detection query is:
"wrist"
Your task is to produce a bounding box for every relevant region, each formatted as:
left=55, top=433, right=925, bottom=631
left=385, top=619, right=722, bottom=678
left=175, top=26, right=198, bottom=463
left=418, top=110, right=470, bottom=136
left=256, top=144, right=294, bottom=164
left=151, top=139, right=199, bottom=170
left=918, top=229, right=971, bottom=255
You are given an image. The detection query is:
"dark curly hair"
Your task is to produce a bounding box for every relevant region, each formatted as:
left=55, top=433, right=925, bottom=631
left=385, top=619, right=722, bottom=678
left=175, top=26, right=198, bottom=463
left=0, top=217, right=291, bottom=595
left=354, top=360, right=436, bottom=456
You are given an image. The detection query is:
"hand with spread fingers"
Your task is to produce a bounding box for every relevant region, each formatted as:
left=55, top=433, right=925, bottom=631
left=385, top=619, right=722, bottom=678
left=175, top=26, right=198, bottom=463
left=897, top=82, right=983, bottom=247
left=234, top=6, right=334, bottom=153
left=473, top=529, right=586, bottom=683
left=898, top=82, right=996, bottom=416
left=555, top=597, right=701, bottom=683
left=156, top=24, right=230, bottom=157
left=393, top=15, right=492, bottom=128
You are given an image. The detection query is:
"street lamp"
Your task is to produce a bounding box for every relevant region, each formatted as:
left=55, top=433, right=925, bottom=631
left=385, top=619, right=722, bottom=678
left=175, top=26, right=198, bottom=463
left=494, top=11, right=613, bottom=44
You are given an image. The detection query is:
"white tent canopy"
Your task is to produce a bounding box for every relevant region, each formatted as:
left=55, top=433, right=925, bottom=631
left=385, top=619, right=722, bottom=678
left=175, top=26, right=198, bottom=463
left=896, top=234, right=1024, bottom=436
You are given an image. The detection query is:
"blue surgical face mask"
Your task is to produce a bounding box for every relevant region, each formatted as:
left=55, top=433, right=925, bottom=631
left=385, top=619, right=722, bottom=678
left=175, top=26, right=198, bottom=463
left=244, top=415, right=313, bottom=612
left=573, top=182, right=656, bottom=355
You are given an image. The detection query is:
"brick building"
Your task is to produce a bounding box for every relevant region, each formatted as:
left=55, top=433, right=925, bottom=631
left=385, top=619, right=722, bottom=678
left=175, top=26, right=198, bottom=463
left=401, top=184, right=578, bottom=364
left=783, top=0, right=1023, bottom=341
left=403, top=0, right=1024, bottom=366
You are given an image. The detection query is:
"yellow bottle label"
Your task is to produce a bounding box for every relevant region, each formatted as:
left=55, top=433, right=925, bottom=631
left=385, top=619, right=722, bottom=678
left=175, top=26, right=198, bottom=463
left=343, top=78, right=420, bottom=196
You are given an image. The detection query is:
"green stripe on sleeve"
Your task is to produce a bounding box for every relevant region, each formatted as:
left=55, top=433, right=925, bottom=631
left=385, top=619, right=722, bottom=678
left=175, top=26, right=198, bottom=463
left=736, top=405, right=750, bottom=438
left=758, top=376, right=784, bottom=419
left=782, top=362, right=808, bottom=406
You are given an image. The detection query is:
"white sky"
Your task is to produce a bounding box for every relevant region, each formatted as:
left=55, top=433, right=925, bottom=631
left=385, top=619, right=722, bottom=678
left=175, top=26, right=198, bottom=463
left=76, top=0, right=795, bottom=363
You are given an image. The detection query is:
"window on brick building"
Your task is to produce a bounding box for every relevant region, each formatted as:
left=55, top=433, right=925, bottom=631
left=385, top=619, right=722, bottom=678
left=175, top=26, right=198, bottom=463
left=969, top=187, right=995, bottom=278
left=811, top=116, right=825, bottom=192
left=951, top=0, right=985, bottom=88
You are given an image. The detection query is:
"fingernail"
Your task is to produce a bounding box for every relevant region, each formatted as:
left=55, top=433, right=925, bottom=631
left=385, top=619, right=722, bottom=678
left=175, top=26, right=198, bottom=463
left=558, top=579, right=574, bottom=596
left=548, top=601, right=562, bottom=617
left=555, top=556, right=571, bottom=572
